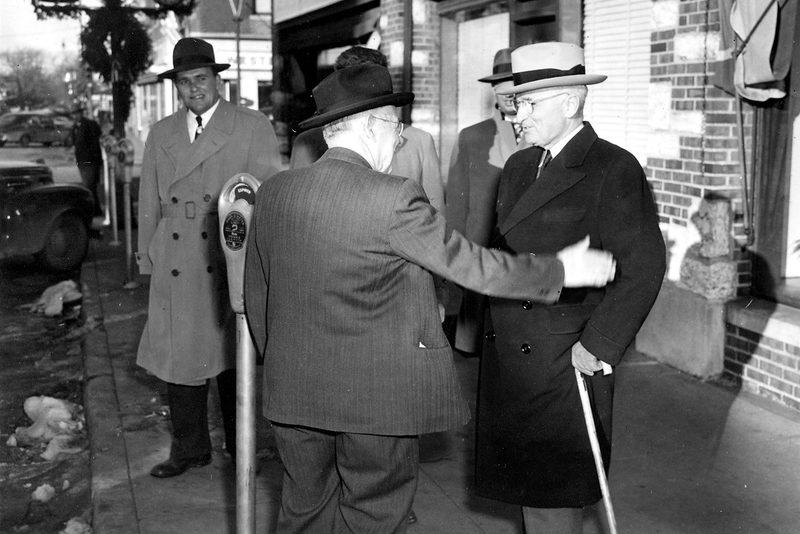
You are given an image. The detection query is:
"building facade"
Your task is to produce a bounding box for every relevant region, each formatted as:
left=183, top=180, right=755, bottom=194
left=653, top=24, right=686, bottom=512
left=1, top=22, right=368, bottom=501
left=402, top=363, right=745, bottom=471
left=273, top=0, right=800, bottom=412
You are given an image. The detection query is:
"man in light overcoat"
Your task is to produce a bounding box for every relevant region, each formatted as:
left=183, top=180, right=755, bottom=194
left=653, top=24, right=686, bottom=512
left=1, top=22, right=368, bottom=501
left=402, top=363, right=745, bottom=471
left=136, top=38, right=281, bottom=478
left=243, top=63, right=616, bottom=533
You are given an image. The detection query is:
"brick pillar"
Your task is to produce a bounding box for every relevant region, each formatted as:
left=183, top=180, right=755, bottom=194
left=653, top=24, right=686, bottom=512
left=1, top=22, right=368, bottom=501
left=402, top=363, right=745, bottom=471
left=380, top=0, right=440, bottom=142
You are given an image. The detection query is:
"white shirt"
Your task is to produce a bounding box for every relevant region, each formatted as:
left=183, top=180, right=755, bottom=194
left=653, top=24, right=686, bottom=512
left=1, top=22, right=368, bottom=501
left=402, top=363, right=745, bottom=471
left=186, top=99, right=220, bottom=142
left=547, top=123, right=584, bottom=158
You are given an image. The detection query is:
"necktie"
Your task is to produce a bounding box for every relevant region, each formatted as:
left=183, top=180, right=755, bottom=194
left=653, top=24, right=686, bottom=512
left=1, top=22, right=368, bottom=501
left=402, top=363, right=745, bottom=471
left=536, top=150, right=551, bottom=180
left=194, top=115, right=203, bottom=141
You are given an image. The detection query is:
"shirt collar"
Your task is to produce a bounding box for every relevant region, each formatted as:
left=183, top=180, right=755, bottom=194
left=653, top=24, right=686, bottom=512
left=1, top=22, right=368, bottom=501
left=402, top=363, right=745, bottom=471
left=186, top=98, right=220, bottom=134
left=547, top=123, right=583, bottom=158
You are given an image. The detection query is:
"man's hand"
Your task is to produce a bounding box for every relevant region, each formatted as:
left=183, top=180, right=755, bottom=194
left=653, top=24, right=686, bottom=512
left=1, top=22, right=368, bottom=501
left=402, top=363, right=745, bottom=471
left=571, top=341, right=605, bottom=376
left=556, top=235, right=616, bottom=287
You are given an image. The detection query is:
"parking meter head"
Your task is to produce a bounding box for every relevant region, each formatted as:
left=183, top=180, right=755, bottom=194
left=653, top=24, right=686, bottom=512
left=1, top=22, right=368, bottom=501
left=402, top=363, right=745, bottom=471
left=218, top=173, right=260, bottom=314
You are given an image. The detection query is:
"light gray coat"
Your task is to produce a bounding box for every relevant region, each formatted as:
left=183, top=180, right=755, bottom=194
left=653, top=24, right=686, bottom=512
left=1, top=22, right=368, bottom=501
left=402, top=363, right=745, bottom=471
left=136, top=99, right=281, bottom=384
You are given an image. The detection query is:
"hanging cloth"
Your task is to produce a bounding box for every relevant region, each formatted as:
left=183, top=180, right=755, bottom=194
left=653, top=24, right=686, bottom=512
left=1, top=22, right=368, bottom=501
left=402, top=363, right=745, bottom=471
left=728, top=0, right=797, bottom=101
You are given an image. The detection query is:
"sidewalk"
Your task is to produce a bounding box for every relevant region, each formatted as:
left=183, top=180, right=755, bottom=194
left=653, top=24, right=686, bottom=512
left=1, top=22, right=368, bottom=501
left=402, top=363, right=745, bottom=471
left=80, top=232, right=800, bottom=534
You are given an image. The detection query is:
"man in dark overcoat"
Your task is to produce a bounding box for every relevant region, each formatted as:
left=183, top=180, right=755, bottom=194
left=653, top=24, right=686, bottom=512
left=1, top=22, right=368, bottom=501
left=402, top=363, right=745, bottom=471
left=135, top=38, right=281, bottom=478
left=71, top=104, right=104, bottom=215
left=474, top=42, right=666, bottom=533
left=445, top=47, right=527, bottom=354
left=243, top=63, right=616, bottom=533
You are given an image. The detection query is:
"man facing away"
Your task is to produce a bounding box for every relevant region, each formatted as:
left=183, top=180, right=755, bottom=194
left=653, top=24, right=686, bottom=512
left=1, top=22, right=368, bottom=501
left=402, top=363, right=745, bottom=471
left=474, top=42, right=666, bottom=533
left=244, top=63, right=616, bottom=533
left=445, top=47, right=527, bottom=354
left=136, top=37, right=281, bottom=479
left=289, top=45, right=444, bottom=213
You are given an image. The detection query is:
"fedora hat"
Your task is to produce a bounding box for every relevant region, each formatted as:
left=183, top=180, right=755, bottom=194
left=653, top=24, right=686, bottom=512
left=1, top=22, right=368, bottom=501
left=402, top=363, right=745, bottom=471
left=496, top=42, right=606, bottom=95
left=478, top=48, right=514, bottom=84
left=158, top=38, right=230, bottom=80
left=298, top=64, right=414, bottom=130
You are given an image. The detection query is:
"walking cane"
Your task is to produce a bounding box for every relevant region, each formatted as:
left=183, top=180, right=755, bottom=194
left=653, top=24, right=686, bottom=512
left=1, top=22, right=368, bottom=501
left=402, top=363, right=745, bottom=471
left=574, top=368, right=618, bottom=534
left=219, top=173, right=261, bottom=534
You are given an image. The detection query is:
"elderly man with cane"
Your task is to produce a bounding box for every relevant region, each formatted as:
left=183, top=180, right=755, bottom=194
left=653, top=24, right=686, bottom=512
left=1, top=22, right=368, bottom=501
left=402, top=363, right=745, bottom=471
left=473, top=42, right=666, bottom=533
left=244, top=63, right=617, bottom=533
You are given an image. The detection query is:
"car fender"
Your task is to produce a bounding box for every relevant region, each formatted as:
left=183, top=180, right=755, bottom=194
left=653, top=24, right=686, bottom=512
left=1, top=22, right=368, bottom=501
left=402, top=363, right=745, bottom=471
left=1, top=183, right=93, bottom=258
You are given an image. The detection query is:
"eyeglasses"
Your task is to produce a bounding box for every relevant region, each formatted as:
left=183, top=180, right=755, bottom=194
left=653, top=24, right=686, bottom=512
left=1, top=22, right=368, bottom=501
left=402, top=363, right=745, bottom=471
left=512, top=92, right=568, bottom=114
left=371, top=115, right=404, bottom=137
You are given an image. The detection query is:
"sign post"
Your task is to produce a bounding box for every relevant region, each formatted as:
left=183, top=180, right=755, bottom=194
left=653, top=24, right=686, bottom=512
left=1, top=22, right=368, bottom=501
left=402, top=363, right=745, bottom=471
left=116, top=138, right=138, bottom=289
left=218, top=173, right=260, bottom=534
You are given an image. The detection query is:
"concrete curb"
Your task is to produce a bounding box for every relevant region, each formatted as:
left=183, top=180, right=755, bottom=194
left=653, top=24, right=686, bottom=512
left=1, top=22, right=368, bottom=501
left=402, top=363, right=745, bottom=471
left=82, top=261, right=140, bottom=534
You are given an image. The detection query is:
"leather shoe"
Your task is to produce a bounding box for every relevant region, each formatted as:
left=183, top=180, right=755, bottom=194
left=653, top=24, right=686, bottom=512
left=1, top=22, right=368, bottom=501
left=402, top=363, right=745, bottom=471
left=150, top=454, right=212, bottom=478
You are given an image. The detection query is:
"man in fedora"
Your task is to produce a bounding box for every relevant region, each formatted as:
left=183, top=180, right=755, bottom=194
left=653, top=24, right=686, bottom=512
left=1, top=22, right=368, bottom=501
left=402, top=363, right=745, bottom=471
left=473, top=42, right=666, bottom=532
left=289, top=46, right=444, bottom=214
left=445, top=47, right=527, bottom=355
left=136, top=37, right=281, bottom=478
left=244, top=63, right=617, bottom=533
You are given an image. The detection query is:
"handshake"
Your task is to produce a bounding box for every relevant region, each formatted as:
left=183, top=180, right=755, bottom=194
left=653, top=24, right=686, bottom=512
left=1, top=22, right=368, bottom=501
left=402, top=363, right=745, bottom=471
left=556, top=236, right=616, bottom=288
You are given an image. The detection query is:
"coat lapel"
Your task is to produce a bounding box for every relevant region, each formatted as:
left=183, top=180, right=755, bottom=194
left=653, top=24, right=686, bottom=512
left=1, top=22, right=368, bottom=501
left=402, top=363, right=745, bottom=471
left=174, top=99, right=236, bottom=181
left=498, top=123, right=598, bottom=235
left=162, top=111, right=189, bottom=183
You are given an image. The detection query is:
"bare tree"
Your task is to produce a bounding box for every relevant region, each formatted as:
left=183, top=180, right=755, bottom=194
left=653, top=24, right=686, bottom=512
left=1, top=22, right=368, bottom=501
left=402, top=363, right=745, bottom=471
left=0, top=48, right=62, bottom=110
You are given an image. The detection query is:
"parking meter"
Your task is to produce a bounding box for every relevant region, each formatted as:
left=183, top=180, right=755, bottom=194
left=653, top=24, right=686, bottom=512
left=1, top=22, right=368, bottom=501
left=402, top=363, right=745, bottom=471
left=116, top=138, right=138, bottom=289
left=218, top=172, right=260, bottom=534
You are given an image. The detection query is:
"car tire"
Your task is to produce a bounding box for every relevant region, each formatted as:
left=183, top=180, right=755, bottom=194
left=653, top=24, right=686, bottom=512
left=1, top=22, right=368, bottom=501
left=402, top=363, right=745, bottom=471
left=37, top=211, right=89, bottom=272
left=20, top=134, right=31, bottom=147
left=0, top=140, right=5, bottom=147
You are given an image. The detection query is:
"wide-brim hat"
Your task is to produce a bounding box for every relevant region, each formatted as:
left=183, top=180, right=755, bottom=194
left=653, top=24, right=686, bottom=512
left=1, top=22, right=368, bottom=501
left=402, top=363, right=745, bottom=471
left=478, top=48, right=514, bottom=84
left=298, top=64, right=414, bottom=131
left=496, top=42, right=606, bottom=95
left=158, top=38, right=230, bottom=80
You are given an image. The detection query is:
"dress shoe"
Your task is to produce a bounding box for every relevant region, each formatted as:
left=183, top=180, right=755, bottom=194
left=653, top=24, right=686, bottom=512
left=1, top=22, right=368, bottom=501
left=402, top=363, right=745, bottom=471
left=150, top=453, right=212, bottom=478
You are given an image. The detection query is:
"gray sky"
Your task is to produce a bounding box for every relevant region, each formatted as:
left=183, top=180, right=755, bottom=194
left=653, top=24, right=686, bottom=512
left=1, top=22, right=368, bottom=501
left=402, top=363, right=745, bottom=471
left=0, top=0, right=83, bottom=57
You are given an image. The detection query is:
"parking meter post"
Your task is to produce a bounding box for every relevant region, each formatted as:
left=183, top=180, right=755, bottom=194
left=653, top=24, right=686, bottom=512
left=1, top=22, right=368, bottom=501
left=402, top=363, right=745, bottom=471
left=117, top=138, right=139, bottom=289
left=218, top=173, right=260, bottom=534
left=101, top=149, right=111, bottom=227
left=101, top=135, right=121, bottom=246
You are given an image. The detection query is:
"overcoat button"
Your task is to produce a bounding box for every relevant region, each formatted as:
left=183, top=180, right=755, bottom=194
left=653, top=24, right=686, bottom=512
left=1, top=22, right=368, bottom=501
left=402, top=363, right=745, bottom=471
left=203, top=194, right=212, bottom=202
left=521, top=343, right=532, bottom=354
left=485, top=330, right=496, bottom=341
left=522, top=300, right=532, bottom=310
left=171, top=269, right=179, bottom=276
left=201, top=231, right=208, bottom=239
left=172, top=233, right=179, bottom=240
left=171, top=196, right=178, bottom=204
left=206, top=266, right=213, bottom=273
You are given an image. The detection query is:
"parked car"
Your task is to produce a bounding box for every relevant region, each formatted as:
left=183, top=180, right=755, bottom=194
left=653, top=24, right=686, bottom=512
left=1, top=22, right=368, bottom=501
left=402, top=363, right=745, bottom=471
left=0, top=111, right=73, bottom=147
left=0, top=160, right=94, bottom=271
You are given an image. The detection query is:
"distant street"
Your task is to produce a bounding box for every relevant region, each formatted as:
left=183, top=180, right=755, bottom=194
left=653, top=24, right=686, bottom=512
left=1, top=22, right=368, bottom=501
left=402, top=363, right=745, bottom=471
left=0, top=145, right=81, bottom=183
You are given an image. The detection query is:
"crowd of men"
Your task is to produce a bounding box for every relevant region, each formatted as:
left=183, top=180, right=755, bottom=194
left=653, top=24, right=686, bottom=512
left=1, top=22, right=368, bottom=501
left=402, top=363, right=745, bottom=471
left=135, top=37, right=665, bottom=534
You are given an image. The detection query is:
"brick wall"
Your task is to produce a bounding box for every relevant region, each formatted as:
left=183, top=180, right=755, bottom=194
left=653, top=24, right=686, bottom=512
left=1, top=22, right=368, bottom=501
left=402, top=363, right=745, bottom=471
left=725, top=322, right=800, bottom=412
left=646, top=0, right=752, bottom=291
left=380, top=0, right=440, bottom=139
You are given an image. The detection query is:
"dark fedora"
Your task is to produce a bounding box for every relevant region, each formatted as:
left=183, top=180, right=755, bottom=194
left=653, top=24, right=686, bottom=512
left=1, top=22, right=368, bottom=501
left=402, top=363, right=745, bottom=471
left=478, top=48, right=514, bottom=84
left=298, top=64, right=414, bottom=131
left=158, top=38, right=230, bottom=80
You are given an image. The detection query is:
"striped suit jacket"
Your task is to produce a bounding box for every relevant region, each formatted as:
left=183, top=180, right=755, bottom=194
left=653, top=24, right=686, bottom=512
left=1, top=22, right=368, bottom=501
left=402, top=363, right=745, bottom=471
left=243, top=147, right=564, bottom=435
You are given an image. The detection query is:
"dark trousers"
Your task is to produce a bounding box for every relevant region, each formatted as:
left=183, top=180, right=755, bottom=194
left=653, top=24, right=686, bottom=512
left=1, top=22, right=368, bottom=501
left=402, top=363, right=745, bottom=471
left=272, top=423, right=418, bottom=534
left=77, top=163, right=102, bottom=215
left=166, top=369, right=236, bottom=460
